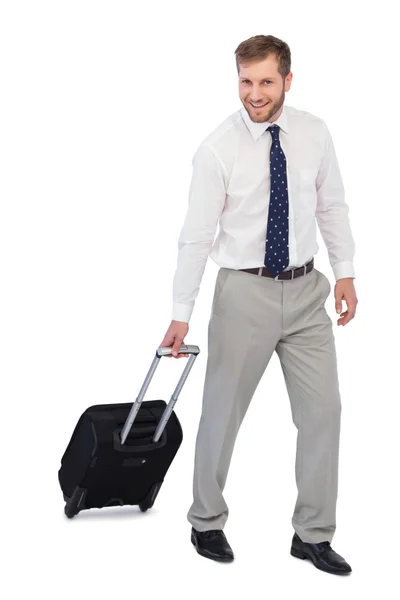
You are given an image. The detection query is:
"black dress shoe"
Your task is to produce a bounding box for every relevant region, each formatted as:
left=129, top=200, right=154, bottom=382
left=290, top=532, right=352, bottom=575
left=191, top=527, right=234, bottom=562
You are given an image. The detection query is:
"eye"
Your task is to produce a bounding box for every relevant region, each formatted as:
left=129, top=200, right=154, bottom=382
left=242, top=80, right=272, bottom=84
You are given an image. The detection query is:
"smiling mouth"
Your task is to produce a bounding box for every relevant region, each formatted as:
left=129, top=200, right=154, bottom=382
left=249, top=101, right=270, bottom=109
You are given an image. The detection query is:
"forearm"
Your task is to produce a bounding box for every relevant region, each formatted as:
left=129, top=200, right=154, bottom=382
left=172, top=240, right=213, bottom=323
left=316, top=121, right=356, bottom=281
left=316, top=203, right=356, bottom=280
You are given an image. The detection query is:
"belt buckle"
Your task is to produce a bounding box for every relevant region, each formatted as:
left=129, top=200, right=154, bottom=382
left=274, top=269, right=293, bottom=281
left=277, top=269, right=295, bottom=281
left=275, top=264, right=308, bottom=281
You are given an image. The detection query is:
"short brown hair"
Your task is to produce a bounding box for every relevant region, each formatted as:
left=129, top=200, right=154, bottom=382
left=234, top=34, right=291, bottom=80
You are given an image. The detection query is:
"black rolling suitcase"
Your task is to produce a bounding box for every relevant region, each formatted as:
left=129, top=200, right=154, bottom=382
left=58, top=344, right=200, bottom=518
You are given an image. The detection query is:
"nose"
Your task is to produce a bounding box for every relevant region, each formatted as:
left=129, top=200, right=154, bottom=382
left=250, top=84, right=263, bottom=104
left=249, top=89, right=266, bottom=103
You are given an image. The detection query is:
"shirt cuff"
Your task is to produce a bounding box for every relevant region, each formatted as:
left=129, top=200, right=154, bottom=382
left=333, top=261, right=355, bottom=280
left=172, top=302, right=194, bottom=324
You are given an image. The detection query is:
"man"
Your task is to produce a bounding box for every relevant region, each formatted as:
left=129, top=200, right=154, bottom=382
left=159, top=34, right=357, bottom=575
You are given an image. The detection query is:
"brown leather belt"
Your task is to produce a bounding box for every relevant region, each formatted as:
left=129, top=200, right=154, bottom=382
left=239, top=258, right=314, bottom=280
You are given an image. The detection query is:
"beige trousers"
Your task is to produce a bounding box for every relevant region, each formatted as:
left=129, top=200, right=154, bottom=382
left=187, top=265, right=341, bottom=543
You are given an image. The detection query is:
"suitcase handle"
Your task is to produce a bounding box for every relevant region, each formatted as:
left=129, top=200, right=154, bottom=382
left=120, top=344, right=200, bottom=445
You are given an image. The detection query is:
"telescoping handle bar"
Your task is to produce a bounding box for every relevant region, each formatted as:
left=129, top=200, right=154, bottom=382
left=120, top=345, right=200, bottom=445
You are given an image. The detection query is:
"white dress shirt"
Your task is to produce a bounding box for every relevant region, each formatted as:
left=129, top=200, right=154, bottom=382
left=172, top=103, right=356, bottom=324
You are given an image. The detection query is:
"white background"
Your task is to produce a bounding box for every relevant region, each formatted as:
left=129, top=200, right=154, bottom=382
left=1, top=0, right=399, bottom=597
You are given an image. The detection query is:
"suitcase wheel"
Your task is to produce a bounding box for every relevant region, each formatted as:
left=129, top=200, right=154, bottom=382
left=64, top=486, right=87, bottom=518
left=65, top=505, right=75, bottom=518
left=139, top=481, right=163, bottom=512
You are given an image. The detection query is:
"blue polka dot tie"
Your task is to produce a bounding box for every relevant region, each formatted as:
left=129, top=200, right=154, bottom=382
left=264, top=124, right=289, bottom=276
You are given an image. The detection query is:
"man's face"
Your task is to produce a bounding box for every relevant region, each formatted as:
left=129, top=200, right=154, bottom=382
left=238, top=55, right=292, bottom=123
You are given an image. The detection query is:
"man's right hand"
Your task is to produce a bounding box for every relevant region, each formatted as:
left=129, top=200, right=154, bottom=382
left=159, top=320, right=189, bottom=359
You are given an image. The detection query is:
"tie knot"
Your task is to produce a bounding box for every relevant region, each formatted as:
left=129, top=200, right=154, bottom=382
left=268, top=124, right=280, bottom=140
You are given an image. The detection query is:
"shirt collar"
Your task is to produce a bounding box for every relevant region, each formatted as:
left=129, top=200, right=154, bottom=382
left=240, top=103, right=289, bottom=141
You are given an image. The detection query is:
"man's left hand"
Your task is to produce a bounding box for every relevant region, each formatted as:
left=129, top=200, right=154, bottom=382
left=334, top=278, right=358, bottom=326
